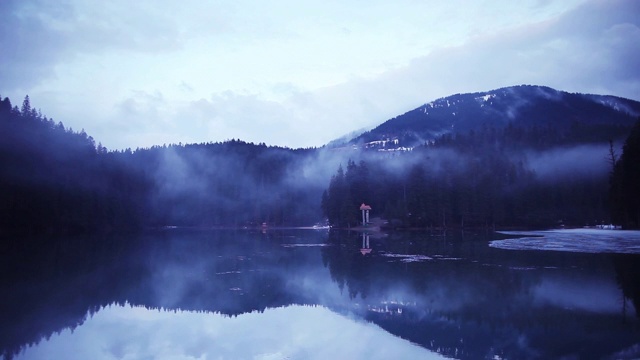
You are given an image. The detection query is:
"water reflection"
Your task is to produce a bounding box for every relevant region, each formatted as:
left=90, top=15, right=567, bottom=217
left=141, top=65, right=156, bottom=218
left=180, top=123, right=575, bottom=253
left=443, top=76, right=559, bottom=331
left=360, top=232, right=372, bottom=256
left=14, top=304, right=441, bottom=360
left=1, top=229, right=639, bottom=360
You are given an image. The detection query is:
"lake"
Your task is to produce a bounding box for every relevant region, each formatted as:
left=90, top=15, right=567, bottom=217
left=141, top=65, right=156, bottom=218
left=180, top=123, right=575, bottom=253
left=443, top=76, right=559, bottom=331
left=2, top=228, right=640, bottom=359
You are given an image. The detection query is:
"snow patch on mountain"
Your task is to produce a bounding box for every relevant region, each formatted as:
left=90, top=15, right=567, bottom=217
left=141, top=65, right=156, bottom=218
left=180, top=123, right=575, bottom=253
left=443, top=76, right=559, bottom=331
left=589, top=95, right=640, bottom=116
left=475, top=94, right=495, bottom=104
left=363, top=138, right=413, bottom=153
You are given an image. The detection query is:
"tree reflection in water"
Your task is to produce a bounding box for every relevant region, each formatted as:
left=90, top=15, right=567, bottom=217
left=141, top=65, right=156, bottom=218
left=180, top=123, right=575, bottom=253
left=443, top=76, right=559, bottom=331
left=1, top=229, right=639, bottom=360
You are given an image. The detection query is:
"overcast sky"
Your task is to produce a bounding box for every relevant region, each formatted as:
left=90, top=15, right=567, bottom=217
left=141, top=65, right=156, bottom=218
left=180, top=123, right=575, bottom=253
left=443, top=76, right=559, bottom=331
left=1, top=0, right=639, bottom=150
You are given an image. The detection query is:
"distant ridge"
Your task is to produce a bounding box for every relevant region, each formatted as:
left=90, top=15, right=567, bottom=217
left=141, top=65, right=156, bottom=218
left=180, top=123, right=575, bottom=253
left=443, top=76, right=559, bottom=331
left=350, top=85, right=640, bottom=149
left=325, top=126, right=371, bottom=148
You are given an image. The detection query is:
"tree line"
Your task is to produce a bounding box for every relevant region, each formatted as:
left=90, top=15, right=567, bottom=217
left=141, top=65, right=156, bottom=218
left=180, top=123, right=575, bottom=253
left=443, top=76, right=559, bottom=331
left=322, top=121, right=639, bottom=229
left=0, top=95, right=146, bottom=234
left=0, top=95, right=322, bottom=235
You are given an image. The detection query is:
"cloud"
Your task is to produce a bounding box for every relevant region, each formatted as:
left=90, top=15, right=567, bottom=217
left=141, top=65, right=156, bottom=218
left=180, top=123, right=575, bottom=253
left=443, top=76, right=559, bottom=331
left=100, top=91, right=303, bottom=149
left=178, top=92, right=296, bottom=146
left=103, top=88, right=388, bottom=149
left=281, top=0, right=640, bottom=143
left=380, top=0, right=640, bottom=102
left=0, top=0, right=221, bottom=93
left=0, top=0, right=72, bottom=91
left=2, top=0, right=639, bottom=150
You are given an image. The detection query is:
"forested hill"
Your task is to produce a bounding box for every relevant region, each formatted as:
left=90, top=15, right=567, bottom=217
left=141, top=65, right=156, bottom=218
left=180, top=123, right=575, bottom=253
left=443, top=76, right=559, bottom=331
left=0, top=96, right=146, bottom=234
left=350, top=85, right=640, bottom=149
left=0, top=96, right=328, bottom=235
left=319, top=85, right=640, bottom=229
left=323, top=114, right=640, bottom=229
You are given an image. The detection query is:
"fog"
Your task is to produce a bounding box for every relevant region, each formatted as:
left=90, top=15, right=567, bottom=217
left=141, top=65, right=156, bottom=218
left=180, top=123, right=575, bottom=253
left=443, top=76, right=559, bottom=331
left=526, top=144, right=611, bottom=181
left=533, top=276, right=622, bottom=313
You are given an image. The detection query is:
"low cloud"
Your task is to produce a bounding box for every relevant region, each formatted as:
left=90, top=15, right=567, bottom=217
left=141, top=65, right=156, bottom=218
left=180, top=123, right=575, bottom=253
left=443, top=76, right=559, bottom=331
left=527, top=144, right=611, bottom=181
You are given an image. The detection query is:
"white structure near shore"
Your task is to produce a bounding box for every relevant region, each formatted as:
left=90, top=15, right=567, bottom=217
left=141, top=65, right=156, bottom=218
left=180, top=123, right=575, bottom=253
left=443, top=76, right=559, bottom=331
left=360, top=203, right=371, bottom=226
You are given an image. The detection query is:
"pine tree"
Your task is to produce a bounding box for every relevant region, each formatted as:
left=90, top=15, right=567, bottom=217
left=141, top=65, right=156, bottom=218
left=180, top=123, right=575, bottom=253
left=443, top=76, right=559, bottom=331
left=21, top=95, right=31, bottom=117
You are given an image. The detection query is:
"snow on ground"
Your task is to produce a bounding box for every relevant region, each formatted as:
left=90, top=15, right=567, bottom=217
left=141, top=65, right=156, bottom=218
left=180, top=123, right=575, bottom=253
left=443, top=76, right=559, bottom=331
left=281, top=243, right=333, bottom=247
left=378, top=253, right=463, bottom=263
left=490, top=229, right=640, bottom=254
left=380, top=253, right=433, bottom=262
left=475, top=93, right=495, bottom=103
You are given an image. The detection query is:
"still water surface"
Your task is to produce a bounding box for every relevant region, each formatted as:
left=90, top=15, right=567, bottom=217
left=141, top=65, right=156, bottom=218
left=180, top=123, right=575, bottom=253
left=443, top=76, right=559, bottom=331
left=2, top=229, right=639, bottom=359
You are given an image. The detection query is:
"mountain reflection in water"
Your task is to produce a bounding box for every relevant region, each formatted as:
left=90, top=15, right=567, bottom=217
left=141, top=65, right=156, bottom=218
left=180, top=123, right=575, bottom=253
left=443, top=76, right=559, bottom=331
left=1, top=229, right=639, bottom=360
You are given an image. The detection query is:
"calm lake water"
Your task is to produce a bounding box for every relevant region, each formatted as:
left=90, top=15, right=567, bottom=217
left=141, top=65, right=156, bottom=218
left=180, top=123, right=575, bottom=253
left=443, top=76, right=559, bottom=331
left=2, top=229, right=640, bottom=360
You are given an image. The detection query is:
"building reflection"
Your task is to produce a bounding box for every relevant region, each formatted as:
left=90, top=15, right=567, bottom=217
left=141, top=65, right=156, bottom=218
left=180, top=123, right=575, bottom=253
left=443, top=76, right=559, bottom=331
left=360, top=232, right=372, bottom=256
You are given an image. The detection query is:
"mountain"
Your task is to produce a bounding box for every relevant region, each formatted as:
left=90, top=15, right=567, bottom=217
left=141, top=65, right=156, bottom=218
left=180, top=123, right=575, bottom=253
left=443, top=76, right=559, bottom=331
left=322, top=85, right=640, bottom=229
left=349, top=85, right=640, bottom=149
